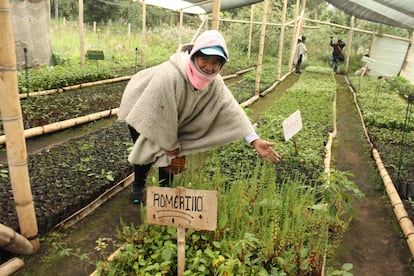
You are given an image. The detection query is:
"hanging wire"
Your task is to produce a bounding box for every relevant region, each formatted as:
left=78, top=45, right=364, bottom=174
left=372, top=76, right=383, bottom=124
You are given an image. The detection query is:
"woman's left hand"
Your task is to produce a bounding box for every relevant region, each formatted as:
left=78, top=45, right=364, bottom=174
left=251, top=139, right=281, bottom=163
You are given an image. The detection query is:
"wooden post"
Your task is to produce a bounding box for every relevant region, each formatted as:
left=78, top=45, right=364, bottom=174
left=211, top=0, right=221, bottom=30
left=299, top=0, right=307, bottom=34
left=400, top=31, right=413, bottom=73
left=293, top=136, right=298, bottom=155
left=141, top=0, right=146, bottom=66
left=288, top=0, right=300, bottom=71
left=254, top=0, right=269, bottom=95
left=177, top=226, right=186, bottom=276
left=54, top=0, right=58, bottom=20
left=277, top=0, right=288, bottom=80
left=345, top=15, right=355, bottom=73
left=0, top=0, right=39, bottom=251
left=78, top=0, right=85, bottom=65
left=247, top=5, right=254, bottom=61
left=179, top=10, right=183, bottom=45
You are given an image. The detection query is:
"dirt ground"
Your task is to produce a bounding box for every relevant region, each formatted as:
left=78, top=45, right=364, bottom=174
left=329, top=75, right=414, bottom=275
left=11, top=73, right=414, bottom=275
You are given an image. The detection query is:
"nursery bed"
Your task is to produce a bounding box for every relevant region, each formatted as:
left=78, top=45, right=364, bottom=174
left=1, top=72, right=413, bottom=275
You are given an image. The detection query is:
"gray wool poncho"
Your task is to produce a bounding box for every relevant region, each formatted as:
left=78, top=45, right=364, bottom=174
left=118, top=46, right=255, bottom=167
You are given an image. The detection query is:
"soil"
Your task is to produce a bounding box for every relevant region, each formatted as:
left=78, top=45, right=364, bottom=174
left=329, top=75, right=414, bottom=275
left=10, top=73, right=414, bottom=275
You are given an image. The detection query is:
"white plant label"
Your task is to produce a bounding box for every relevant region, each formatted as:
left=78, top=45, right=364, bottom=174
left=282, top=110, right=302, bottom=141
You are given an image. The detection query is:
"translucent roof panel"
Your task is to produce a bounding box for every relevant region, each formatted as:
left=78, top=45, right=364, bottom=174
left=139, top=0, right=263, bottom=15
left=324, top=0, right=414, bottom=30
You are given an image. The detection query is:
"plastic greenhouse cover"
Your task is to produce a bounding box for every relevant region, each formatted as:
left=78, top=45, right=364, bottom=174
left=368, top=37, right=409, bottom=77
left=324, top=0, right=414, bottom=30
left=135, top=0, right=263, bottom=14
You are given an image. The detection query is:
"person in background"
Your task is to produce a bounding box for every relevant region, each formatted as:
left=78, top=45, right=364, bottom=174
left=293, top=36, right=307, bottom=74
left=118, top=30, right=281, bottom=204
left=330, top=37, right=346, bottom=73
left=355, top=54, right=370, bottom=76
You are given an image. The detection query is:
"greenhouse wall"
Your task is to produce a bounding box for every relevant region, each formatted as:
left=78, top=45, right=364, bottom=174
left=369, top=36, right=409, bottom=78
left=11, top=0, right=52, bottom=68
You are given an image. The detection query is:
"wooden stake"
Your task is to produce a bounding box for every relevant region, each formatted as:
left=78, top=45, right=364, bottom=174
left=292, top=136, right=298, bottom=155
left=177, top=226, right=186, bottom=276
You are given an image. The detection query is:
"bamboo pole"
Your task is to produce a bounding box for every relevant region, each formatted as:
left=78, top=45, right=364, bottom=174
left=0, top=223, right=33, bottom=255
left=79, top=0, right=85, bottom=65
left=276, top=0, right=288, bottom=80
left=291, top=12, right=304, bottom=70
left=218, top=17, right=283, bottom=27
left=372, top=149, right=414, bottom=257
left=0, top=0, right=39, bottom=251
left=288, top=0, right=301, bottom=71
left=400, top=31, right=413, bottom=74
left=247, top=5, right=254, bottom=61
left=211, top=0, right=221, bottom=30
left=299, top=0, right=307, bottom=34
left=254, top=0, right=269, bottom=96
left=141, top=0, right=146, bottom=66
left=19, top=75, right=131, bottom=99
left=305, top=18, right=410, bottom=42
left=0, top=257, right=25, bottom=275
left=345, top=16, right=355, bottom=73
left=0, top=108, right=119, bottom=144
left=324, top=80, right=337, bottom=174
left=179, top=10, right=183, bottom=46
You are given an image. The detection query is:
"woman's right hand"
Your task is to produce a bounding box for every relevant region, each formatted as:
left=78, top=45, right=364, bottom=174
left=165, top=148, right=180, bottom=156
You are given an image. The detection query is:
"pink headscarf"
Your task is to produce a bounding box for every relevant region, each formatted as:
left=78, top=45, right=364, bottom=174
left=186, top=30, right=229, bottom=90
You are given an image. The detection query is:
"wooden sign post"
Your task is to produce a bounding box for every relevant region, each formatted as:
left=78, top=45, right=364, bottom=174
left=282, top=110, right=303, bottom=155
left=146, top=186, right=218, bottom=275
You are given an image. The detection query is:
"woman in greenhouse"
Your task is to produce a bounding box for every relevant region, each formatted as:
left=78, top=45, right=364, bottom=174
left=118, top=30, right=281, bottom=204
left=293, top=36, right=307, bottom=74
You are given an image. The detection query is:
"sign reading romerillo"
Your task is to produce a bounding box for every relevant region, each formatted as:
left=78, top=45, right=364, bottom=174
left=146, top=186, right=218, bottom=231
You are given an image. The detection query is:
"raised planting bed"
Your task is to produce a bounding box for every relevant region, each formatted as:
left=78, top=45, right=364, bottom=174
left=0, top=81, right=128, bottom=137
left=94, top=68, right=363, bottom=275
left=0, top=121, right=133, bottom=235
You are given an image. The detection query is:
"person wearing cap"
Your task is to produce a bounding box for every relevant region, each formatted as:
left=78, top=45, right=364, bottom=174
left=118, top=30, right=281, bottom=204
left=293, top=36, right=307, bottom=74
